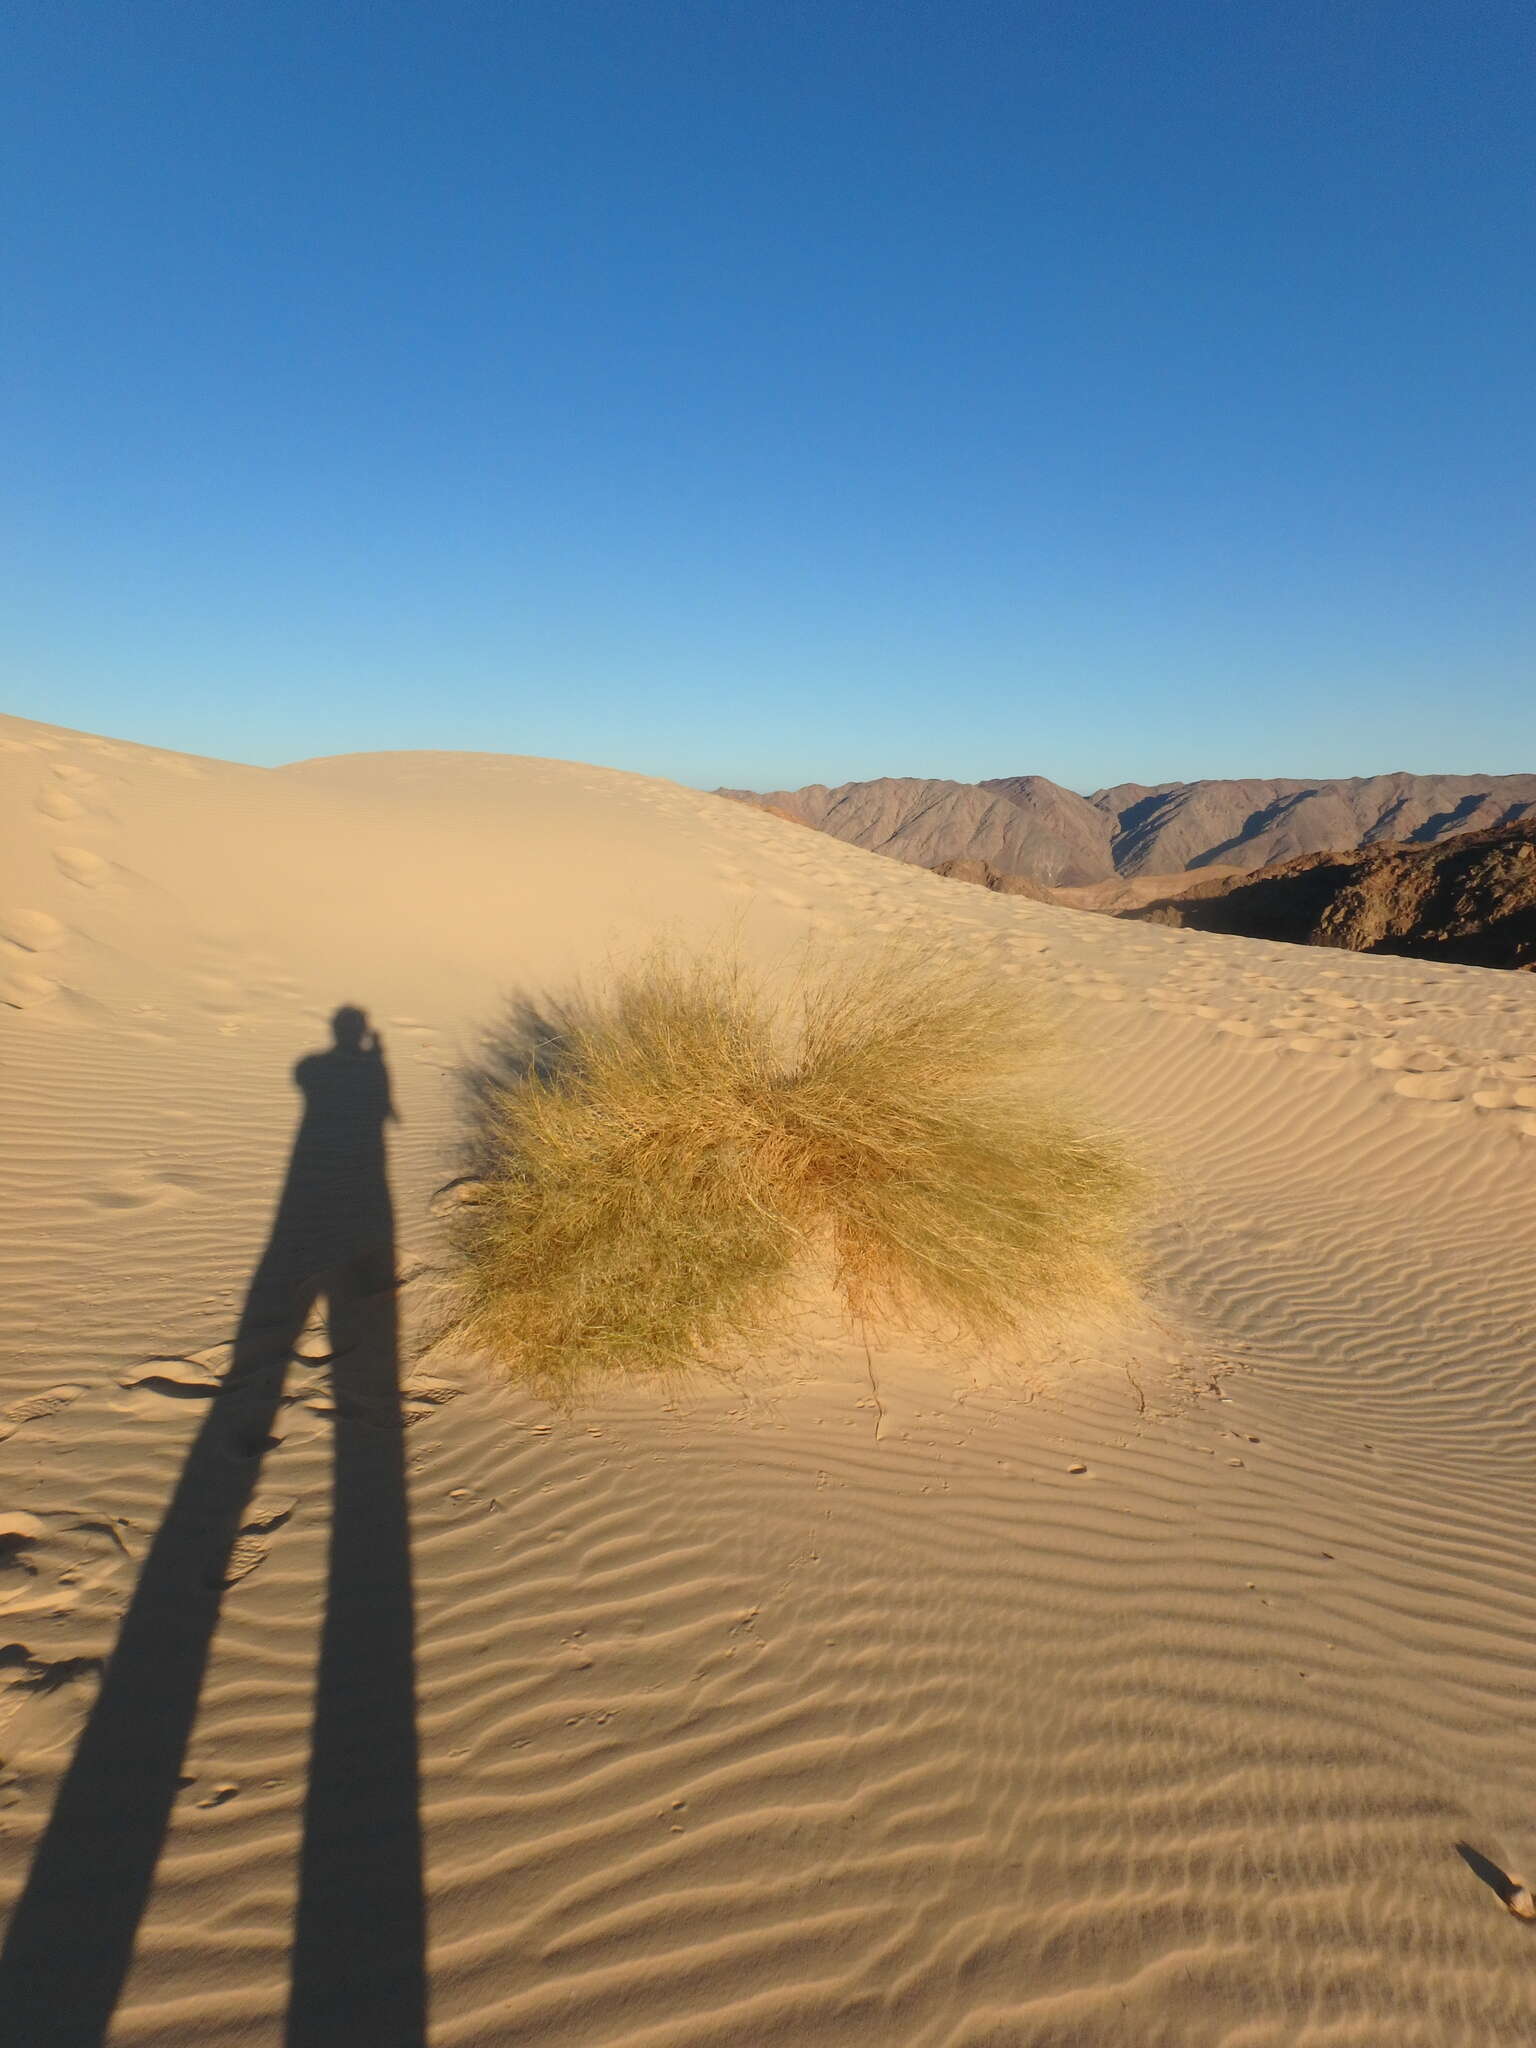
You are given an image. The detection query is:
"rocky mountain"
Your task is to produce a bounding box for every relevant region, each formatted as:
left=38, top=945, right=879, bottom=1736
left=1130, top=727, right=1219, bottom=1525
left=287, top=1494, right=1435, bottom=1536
left=723, top=773, right=1536, bottom=885
left=1123, top=819, right=1536, bottom=969
left=1091, top=774, right=1536, bottom=877
left=718, top=777, right=1114, bottom=886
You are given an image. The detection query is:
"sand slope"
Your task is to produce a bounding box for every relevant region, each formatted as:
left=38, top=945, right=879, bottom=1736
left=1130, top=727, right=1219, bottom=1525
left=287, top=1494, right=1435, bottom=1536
left=3, top=711, right=1536, bottom=2046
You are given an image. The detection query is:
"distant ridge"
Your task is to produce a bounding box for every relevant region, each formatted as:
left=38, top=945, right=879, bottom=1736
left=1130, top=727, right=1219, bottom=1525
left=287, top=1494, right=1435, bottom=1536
left=720, top=772, right=1536, bottom=885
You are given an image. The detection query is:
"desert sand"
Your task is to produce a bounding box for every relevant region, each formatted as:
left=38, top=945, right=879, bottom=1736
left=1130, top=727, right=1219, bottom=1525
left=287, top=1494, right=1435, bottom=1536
left=3, top=709, right=1536, bottom=2046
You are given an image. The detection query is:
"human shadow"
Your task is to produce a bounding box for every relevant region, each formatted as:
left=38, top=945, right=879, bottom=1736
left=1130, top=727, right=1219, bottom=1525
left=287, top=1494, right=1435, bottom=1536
left=0, top=1009, right=426, bottom=2048
left=1454, top=1839, right=1528, bottom=1914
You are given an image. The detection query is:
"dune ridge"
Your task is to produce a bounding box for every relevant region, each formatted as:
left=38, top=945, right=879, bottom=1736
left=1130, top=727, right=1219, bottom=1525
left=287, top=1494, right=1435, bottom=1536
left=4, top=711, right=1536, bottom=2044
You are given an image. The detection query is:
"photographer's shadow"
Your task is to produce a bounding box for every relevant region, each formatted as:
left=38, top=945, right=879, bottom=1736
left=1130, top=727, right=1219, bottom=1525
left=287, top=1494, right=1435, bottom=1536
left=0, top=1008, right=426, bottom=2048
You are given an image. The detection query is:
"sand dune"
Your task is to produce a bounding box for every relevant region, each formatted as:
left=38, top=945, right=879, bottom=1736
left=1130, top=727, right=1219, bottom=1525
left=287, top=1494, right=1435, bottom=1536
left=4, top=710, right=1536, bottom=2045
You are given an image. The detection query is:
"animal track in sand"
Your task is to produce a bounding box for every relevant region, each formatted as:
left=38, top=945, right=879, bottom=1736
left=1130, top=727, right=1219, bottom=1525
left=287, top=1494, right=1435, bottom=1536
left=53, top=847, right=109, bottom=887
left=0, top=1386, right=85, bottom=1443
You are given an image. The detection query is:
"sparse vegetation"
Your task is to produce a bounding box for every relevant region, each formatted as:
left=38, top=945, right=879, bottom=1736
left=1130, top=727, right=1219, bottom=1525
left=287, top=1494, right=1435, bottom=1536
left=452, top=946, right=1139, bottom=1395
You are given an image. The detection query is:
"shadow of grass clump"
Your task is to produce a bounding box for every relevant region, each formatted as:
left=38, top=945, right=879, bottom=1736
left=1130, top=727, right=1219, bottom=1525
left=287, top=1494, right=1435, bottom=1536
left=451, top=947, right=1140, bottom=1399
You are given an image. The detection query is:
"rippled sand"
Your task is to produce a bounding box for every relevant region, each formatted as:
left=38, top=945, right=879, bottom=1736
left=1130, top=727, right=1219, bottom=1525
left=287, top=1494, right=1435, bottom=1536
left=3, top=710, right=1535, bottom=2045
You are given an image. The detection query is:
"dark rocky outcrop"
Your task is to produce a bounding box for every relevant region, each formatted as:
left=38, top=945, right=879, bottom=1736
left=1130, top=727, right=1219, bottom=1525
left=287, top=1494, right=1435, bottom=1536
left=927, top=859, right=1055, bottom=902
left=1122, top=820, right=1536, bottom=970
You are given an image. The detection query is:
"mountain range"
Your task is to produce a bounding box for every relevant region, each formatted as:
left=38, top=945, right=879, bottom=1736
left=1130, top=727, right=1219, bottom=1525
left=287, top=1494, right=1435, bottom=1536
left=721, top=773, right=1536, bottom=887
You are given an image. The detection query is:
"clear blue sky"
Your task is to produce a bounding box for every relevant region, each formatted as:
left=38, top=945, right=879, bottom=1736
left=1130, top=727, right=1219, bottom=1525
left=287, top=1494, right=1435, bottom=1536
left=4, top=1, right=1532, bottom=792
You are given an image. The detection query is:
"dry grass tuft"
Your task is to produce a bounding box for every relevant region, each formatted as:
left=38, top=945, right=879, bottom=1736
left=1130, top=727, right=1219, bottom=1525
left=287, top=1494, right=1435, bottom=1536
left=452, top=946, right=1140, bottom=1396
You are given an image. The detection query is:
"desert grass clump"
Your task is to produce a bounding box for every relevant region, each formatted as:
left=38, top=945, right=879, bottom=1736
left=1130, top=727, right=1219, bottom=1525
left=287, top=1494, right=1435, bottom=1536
left=453, top=946, right=1138, bottom=1394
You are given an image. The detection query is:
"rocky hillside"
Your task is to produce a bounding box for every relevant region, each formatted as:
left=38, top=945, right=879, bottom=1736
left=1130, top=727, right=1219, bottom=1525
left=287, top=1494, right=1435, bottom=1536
left=927, top=858, right=1055, bottom=902
left=1123, top=819, right=1536, bottom=969
left=718, top=777, right=1113, bottom=885
left=722, top=772, right=1536, bottom=884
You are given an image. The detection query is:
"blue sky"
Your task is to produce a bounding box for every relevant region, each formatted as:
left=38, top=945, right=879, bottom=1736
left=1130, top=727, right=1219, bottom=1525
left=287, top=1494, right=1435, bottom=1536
left=3, top=1, right=1532, bottom=792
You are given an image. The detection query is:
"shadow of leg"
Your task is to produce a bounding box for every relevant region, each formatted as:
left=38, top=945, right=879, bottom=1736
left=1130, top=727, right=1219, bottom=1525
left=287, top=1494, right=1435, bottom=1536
left=285, top=1253, right=426, bottom=2047
left=0, top=1349, right=291, bottom=2048
left=0, top=1016, right=422, bottom=2047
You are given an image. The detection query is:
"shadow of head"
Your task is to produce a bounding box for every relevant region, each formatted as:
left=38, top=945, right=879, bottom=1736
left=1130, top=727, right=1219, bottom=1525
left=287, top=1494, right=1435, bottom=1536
left=332, top=1004, right=371, bottom=1051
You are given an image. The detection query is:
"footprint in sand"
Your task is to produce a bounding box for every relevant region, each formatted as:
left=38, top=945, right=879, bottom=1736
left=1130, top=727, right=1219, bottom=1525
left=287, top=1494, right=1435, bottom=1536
left=0, top=1386, right=85, bottom=1444
left=0, top=1646, right=105, bottom=1756
left=220, top=1538, right=269, bottom=1585
left=1371, top=1045, right=1449, bottom=1073
left=36, top=789, right=83, bottom=822
left=242, top=1494, right=295, bottom=1535
left=0, top=1512, right=47, bottom=1559
left=1394, top=1071, right=1472, bottom=1102
left=1471, top=1089, right=1513, bottom=1111
left=0, top=908, right=67, bottom=953
left=403, top=1381, right=461, bottom=1423
left=53, top=847, right=109, bottom=887
left=192, top=1782, right=241, bottom=1809
left=430, top=1177, right=485, bottom=1217
left=118, top=1358, right=223, bottom=1401
left=86, top=1170, right=198, bottom=1211
left=220, top=1500, right=295, bottom=1588
left=191, top=973, right=245, bottom=1013
left=1, top=970, right=59, bottom=1011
